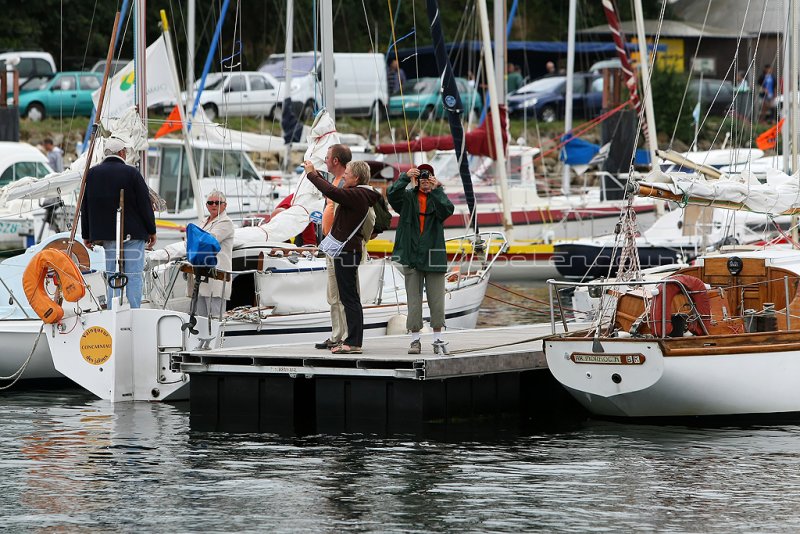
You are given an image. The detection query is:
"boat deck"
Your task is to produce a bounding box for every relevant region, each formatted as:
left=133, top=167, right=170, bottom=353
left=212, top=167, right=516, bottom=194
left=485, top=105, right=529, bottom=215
left=175, top=324, right=553, bottom=380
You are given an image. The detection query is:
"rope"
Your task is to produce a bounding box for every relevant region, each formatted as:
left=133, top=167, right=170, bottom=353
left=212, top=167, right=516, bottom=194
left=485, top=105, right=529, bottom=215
left=483, top=293, right=560, bottom=315
left=446, top=326, right=595, bottom=355
left=488, top=281, right=578, bottom=312
left=0, top=324, right=44, bottom=389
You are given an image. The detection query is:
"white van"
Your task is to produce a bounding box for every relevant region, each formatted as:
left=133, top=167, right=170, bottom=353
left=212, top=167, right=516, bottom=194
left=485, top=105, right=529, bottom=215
left=259, top=52, right=387, bottom=119
left=0, top=51, right=56, bottom=94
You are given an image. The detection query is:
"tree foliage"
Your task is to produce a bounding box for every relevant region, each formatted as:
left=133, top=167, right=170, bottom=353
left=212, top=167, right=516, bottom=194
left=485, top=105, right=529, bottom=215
left=0, top=0, right=672, bottom=74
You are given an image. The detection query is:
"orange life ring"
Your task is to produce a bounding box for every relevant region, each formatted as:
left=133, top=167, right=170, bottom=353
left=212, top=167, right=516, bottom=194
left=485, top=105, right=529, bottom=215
left=649, top=274, right=711, bottom=337
left=22, top=249, right=86, bottom=324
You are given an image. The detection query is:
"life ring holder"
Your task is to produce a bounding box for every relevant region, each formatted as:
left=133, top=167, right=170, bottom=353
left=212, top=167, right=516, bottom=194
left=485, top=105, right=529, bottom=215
left=22, top=248, right=86, bottom=324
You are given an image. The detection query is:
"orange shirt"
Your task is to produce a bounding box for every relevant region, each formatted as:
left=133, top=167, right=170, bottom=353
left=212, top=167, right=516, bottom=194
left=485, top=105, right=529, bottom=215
left=417, top=190, right=427, bottom=234
left=322, top=175, right=346, bottom=235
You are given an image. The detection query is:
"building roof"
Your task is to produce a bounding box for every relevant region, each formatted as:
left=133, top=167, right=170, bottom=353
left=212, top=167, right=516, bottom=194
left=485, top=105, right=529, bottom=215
left=671, top=0, right=785, bottom=35
left=580, top=19, right=750, bottom=39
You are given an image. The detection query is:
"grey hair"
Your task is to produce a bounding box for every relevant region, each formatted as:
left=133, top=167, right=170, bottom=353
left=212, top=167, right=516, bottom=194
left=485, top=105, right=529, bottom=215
left=207, top=190, right=227, bottom=202
left=347, top=161, right=371, bottom=185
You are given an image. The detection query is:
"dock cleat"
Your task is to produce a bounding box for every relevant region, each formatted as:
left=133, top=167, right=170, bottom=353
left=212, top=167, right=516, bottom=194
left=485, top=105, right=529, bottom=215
left=432, top=340, right=449, bottom=355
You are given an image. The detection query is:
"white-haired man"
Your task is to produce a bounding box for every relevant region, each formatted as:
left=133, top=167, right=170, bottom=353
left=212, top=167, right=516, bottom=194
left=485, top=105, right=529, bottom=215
left=81, top=137, right=156, bottom=308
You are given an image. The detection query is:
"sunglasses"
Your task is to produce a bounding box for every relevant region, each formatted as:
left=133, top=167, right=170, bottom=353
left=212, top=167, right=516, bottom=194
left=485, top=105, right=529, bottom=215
left=206, top=200, right=225, bottom=206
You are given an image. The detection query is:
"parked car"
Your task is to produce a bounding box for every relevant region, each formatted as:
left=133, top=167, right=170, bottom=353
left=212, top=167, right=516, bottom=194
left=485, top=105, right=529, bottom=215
left=0, top=51, right=56, bottom=96
left=0, top=141, right=53, bottom=187
left=185, top=71, right=284, bottom=121
left=688, top=78, right=736, bottom=116
left=260, top=52, right=388, bottom=119
left=14, top=71, right=102, bottom=121
left=90, top=59, right=131, bottom=76
left=507, top=73, right=602, bottom=122
left=388, top=77, right=482, bottom=119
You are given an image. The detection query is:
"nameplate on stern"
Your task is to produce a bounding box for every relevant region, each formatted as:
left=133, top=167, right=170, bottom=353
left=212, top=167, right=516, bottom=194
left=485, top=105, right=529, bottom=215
left=570, top=352, right=646, bottom=365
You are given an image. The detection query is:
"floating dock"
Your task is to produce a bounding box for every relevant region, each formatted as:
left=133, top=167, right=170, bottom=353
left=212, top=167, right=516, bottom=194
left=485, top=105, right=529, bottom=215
left=175, top=325, right=586, bottom=434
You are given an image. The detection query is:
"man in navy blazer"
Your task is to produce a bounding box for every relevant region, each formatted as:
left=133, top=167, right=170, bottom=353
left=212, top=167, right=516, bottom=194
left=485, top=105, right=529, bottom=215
left=81, top=137, right=157, bottom=308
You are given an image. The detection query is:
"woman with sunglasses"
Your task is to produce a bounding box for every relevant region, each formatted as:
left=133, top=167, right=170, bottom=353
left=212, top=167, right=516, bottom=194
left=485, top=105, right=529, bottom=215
left=194, top=191, right=235, bottom=317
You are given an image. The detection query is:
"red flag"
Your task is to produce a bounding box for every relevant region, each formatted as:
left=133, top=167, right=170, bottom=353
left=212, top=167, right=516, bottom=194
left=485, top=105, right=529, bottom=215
left=756, top=118, right=784, bottom=150
left=155, top=105, right=182, bottom=138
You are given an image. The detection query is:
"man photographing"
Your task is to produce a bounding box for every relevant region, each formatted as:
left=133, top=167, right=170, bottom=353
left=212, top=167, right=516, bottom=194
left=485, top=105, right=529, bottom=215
left=387, top=163, right=455, bottom=355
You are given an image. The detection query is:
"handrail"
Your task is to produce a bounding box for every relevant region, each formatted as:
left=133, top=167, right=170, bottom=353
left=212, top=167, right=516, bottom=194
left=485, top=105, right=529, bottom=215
left=547, top=277, right=709, bottom=338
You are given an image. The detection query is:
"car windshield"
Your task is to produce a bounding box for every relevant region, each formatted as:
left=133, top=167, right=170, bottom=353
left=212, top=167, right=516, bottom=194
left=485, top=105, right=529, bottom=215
left=399, top=78, right=437, bottom=96
left=260, top=56, right=317, bottom=80
left=514, top=77, right=565, bottom=95
left=200, top=74, right=224, bottom=91
left=20, top=75, right=52, bottom=91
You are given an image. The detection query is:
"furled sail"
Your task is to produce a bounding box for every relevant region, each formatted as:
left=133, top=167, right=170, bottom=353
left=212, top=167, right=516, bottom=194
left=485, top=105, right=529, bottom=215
left=636, top=169, right=800, bottom=216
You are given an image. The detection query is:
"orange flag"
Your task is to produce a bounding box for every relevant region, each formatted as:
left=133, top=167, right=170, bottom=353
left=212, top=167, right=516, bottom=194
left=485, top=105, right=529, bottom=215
left=756, top=118, right=784, bottom=150
left=155, top=105, right=183, bottom=138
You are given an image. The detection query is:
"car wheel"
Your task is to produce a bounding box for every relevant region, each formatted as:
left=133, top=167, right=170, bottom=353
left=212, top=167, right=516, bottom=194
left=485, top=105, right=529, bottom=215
left=27, top=103, right=45, bottom=122
left=540, top=105, right=557, bottom=123
left=203, top=103, right=218, bottom=121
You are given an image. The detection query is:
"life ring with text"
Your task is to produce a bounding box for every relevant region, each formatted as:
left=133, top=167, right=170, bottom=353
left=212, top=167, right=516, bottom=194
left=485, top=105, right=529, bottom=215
left=22, top=249, right=86, bottom=324
left=649, top=274, right=710, bottom=337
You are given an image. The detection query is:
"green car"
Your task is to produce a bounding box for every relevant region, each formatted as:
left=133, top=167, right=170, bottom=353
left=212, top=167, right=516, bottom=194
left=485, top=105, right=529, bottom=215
left=15, top=71, right=102, bottom=121
left=388, top=77, right=482, bottom=119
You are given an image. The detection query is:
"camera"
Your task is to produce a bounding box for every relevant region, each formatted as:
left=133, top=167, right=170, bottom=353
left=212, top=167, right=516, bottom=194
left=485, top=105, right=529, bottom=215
left=419, top=170, right=430, bottom=180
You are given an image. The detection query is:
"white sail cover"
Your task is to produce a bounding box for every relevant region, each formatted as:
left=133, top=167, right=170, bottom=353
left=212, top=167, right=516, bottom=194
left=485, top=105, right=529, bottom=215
left=232, top=109, right=339, bottom=246
left=0, top=108, right=148, bottom=206
left=642, top=168, right=800, bottom=215
left=188, top=107, right=286, bottom=153
left=149, top=109, right=339, bottom=263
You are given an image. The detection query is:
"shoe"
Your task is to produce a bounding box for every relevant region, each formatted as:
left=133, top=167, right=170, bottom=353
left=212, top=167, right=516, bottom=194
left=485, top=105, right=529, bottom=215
left=331, top=345, right=362, bottom=354
left=432, top=340, right=450, bottom=355
left=315, top=338, right=337, bottom=350
left=408, top=339, right=422, bottom=355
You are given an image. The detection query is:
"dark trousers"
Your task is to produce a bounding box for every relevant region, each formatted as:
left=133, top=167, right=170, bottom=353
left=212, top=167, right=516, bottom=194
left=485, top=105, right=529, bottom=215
left=334, top=249, right=363, bottom=347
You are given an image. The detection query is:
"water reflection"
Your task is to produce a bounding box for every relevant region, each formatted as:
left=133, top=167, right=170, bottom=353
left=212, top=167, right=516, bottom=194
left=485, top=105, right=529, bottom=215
left=4, top=391, right=800, bottom=530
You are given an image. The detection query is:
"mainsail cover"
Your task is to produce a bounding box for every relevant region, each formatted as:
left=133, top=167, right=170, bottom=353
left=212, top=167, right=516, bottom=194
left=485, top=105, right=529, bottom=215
left=638, top=169, right=800, bottom=215
left=232, top=109, right=336, bottom=246
left=0, top=108, right=148, bottom=206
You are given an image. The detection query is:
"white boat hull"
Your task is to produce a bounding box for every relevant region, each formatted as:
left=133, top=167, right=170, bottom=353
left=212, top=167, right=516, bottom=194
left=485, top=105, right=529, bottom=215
left=0, top=319, right=59, bottom=380
left=47, top=307, right=221, bottom=402
left=220, top=276, right=488, bottom=346
left=545, top=337, right=800, bottom=417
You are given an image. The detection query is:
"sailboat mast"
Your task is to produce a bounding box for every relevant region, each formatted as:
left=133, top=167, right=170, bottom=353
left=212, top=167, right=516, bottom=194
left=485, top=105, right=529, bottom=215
left=494, top=0, right=505, bottom=105
left=160, top=10, right=205, bottom=223
left=134, top=0, right=148, bottom=174
left=632, top=0, right=658, bottom=169
left=792, top=0, right=799, bottom=174
left=186, top=0, right=195, bottom=108
left=477, top=0, right=512, bottom=233
left=562, top=0, right=576, bottom=195
left=320, top=0, right=335, bottom=121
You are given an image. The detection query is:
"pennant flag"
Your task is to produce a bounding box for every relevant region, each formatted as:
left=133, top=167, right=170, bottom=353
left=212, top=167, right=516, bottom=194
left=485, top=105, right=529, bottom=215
left=155, top=105, right=182, bottom=138
left=756, top=118, right=785, bottom=151
left=92, top=35, right=177, bottom=124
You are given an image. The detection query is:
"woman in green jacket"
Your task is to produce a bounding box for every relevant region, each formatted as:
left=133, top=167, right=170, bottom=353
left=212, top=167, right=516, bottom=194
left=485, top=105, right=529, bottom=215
left=387, top=164, right=455, bottom=355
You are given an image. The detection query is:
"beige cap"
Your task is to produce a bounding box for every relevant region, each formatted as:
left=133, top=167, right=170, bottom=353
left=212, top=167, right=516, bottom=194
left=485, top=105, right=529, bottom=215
left=104, top=137, right=126, bottom=156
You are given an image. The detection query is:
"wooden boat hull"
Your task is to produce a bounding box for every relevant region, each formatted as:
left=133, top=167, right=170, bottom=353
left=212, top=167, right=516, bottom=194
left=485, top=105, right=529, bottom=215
left=545, top=332, right=800, bottom=417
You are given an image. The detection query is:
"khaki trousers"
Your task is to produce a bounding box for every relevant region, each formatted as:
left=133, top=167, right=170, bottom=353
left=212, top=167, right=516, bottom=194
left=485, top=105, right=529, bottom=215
left=403, top=267, right=446, bottom=332
left=327, top=254, right=347, bottom=342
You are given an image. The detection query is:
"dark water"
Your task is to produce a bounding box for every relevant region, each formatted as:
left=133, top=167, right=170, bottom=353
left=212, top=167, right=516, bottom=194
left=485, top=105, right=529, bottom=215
left=5, top=283, right=800, bottom=531
left=4, top=389, right=800, bottom=531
